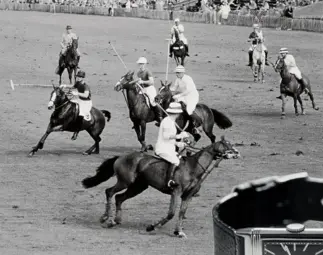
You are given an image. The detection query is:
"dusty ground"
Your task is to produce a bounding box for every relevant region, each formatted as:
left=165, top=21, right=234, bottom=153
left=1, top=10, right=323, bottom=255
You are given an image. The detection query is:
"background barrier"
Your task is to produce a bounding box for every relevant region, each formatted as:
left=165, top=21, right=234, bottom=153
left=0, top=3, right=323, bottom=33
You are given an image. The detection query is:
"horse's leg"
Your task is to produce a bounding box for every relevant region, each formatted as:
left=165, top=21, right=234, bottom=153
left=174, top=196, right=193, bottom=238
left=293, top=95, right=299, bottom=116
left=308, top=90, right=319, bottom=111
left=100, top=180, right=127, bottom=228
left=281, top=94, right=287, bottom=119
left=140, top=120, right=153, bottom=151
left=84, top=129, right=102, bottom=155
left=28, top=123, right=63, bottom=156
left=133, top=122, right=145, bottom=151
left=297, top=95, right=305, bottom=115
left=146, top=191, right=179, bottom=232
left=201, top=116, right=216, bottom=143
left=67, top=67, right=72, bottom=84
left=114, top=180, right=148, bottom=224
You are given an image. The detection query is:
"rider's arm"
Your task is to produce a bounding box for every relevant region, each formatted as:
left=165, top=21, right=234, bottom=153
left=169, top=79, right=179, bottom=95
left=78, top=90, right=89, bottom=98
left=141, top=72, right=154, bottom=87
left=174, top=76, right=196, bottom=98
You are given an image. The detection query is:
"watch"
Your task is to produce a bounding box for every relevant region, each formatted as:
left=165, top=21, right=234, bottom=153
left=212, top=172, right=323, bottom=255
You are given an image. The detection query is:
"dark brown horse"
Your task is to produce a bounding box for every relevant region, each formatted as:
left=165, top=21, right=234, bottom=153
left=274, top=57, right=319, bottom=119
left=56, top=38, right=79, bottom=85
left=28, top=82, right=111, bottom=156
left=114, top=71, right=158, bottom=152
left=82, top=136, right=240, bottom=238
left=172, top=29, right=186, bottom=66
left=155, top=81, right=233, bottom=144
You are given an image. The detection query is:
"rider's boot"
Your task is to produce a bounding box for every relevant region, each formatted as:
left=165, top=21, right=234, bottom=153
left=167, top=164, right=179, bottom=188
left=189, top=112, right=203, bottom=133
left=297, top=77, right=307, bottom=91
left=153, top=105, right=163, bottom=127
left=169, top=44, right=173, bottom=57
left=265, top=50, right=269, bottom=66
left=185, top=44, right=189, bottom=56
left=247, top=50, right=253, bottom=66
left=71, top=115, right=84, bottom=141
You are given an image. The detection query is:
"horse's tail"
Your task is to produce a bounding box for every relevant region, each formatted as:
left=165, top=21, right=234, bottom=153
left=82, top=156, right=119, bottom=189
left=101, top=110, right=111, bottom=122
left=210, top=108, right=233, bottom=129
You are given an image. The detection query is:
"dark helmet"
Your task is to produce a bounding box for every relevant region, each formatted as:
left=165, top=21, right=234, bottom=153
left=76, top=70, right=85, bottom=78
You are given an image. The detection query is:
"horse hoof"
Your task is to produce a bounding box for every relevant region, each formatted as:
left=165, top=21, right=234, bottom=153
left=114, top=216, right=122, bottom=225
left=100, top=215, right=109, bottom=224
left=281, top=115, right=286, bottom=119
left=301, top=111, right=306, bottom=115
left=193, top=193, right=200, bottom=197
left=295, top=113, right=299, bottom=116
left=146, top=144, right=153, bottom=151
left=28, top=151, right=35, bottom=157
left=146, top=224, right=155, bottom=232
left=101, top=219, right=117, bottom=228
left=174, top=230, right=187, bottom=238
left=315, top=107, right=319, bottom=111
left=83, top=151, right=90, bottom=155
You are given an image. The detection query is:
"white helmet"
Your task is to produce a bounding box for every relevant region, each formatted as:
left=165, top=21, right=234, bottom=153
left=174, top=65, right=185, bottom=73
left=279, top=48, right=288, bottom=54
left=174, top=18, right=180, bottom=23
left=166, top=102, right=183, bottom=114
left=136, top=57, right=147, bottom=64
left=253, top=24, right=259, bottom=28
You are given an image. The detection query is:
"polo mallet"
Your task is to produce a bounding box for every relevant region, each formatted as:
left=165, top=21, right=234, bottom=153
left=108, top=41, right=128, bottom=71
left=165, top=38, right=172, bottom=83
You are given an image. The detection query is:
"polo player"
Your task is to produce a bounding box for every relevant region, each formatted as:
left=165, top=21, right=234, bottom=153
left=154, top=102, right=190, bottom=188
left=277, top=48, right=306, bottom=99
left=169, top=18, right=189, bottom=58
left=247, top=24, right=269, bottom=66
left=55, top=25, right=81, bottom=74
left=170, top=65, right=202, bottom=131
left=60, top=70, right=92, bottom=140
left=136, top=57, right=163, bottom=126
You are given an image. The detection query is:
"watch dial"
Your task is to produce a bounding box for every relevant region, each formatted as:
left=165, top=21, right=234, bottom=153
left=263, top=241, right=323, bottom=255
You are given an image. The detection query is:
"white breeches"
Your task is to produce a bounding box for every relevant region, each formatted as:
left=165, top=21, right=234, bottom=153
left=156, top=151, right=180, bottom=166
left=78, top=100, right=92, bottom=120
left=142, top=85, right=157, bottom=106
left=61, top=47, right=81, bottom=56
left=249, top=44, right=267, bottom=51
left=289, top=66, right=302, bottom=79
left=176, top=92, right=199, bottom=115
left=172, top=35, right=188, bottom=45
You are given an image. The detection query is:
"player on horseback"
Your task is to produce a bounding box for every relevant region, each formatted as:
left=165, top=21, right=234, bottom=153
left=276, top=48, right=306, bottom=99
left=136, top=57, right=163, bottom=126
left=55, top=25, right=80, bottom=75
left=60, top=70, right=92, bottom=140
left=247, top=24, right=269, bottom=67
left=169, top=18, right=189, bottom=58
left=155, top=102, right=190, bottom=188
left=170, top=65, right=202, bottom=131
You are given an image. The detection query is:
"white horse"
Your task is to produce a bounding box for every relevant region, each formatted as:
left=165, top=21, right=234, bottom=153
left=251, top=39, right=265, bottom=83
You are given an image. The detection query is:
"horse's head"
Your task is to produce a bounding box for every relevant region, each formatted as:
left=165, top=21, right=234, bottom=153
left=72, top=37, right=78, bottom=49
left=155, top=80, right=173, bottom=109
left=273, top=56, right=285, bottom=72
left=174, top=28, right=180, bottom=41
left=114, top=71, right=136, bottom=92
left=209, top=136, right=240, bottom=160
left=48, top=82, right=68, bottom=110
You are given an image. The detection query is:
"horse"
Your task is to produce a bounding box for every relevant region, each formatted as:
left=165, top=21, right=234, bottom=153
left=172, top=29, right=186, bottom=66
left=82, top=136, right=240, bottom=238
left=114, top=71, right=160, bottom=152
left=56, top=38, right=79, bottom=85
left=251, top=39, right=265, bottom=83
left=28, top=82, right=111, bottom=156
left=273, top=56, right=319, bottom=119
left=155, top=81, right=233, bottom=144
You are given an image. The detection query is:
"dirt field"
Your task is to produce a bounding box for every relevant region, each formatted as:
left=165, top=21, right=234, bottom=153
left=1, top=10, right=323, bottom=255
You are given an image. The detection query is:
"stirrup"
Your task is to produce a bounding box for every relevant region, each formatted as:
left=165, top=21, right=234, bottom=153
left=167, top=180, right=176, bottom=188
